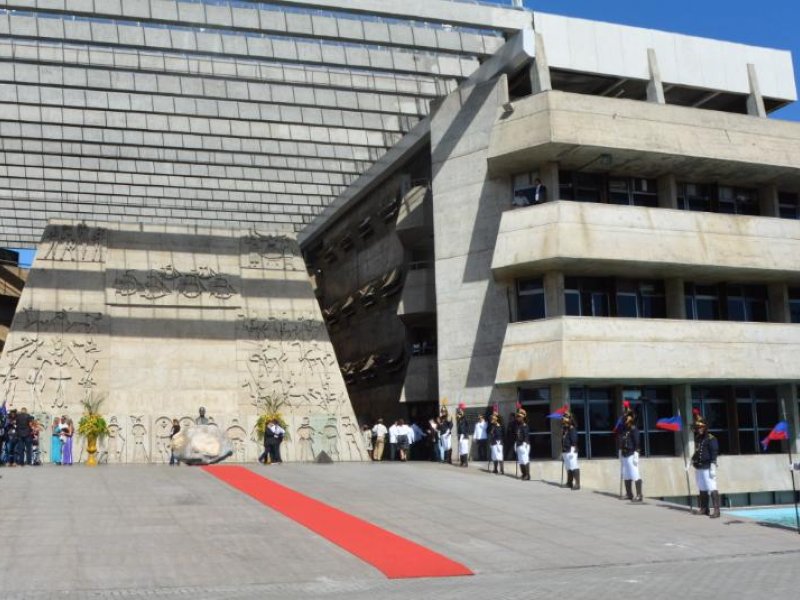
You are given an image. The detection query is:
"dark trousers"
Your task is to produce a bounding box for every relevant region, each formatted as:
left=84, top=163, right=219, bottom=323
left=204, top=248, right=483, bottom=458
left=15, top=436, right=32, bottom=465
left=477, top=439, right=488, bottom=461
left=388, top=443, right=397, bottom=461
left=265, top=441, right=282, bottom=463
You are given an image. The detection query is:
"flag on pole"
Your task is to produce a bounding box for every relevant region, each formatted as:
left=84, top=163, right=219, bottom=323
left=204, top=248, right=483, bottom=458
left=761, top=421, right=789, bottom=450
left=546, top=405, right=569, bottom=420
left=656, top=416, right=683, bottom=432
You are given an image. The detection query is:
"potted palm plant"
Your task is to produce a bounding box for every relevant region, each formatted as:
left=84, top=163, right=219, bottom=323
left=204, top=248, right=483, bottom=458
left=77, top=395, right=109, bottom=466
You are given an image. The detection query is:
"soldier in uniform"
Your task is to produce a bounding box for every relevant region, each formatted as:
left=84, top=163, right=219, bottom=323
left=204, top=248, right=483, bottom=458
left=562, top=410, right=580, bottom=490
left=514, top=408, right=531, bottom=480
left=488, top=413, right=504, bottom=475
left=691, top=415, right=720, bottom=518
left=456, top=405, right=470, bottom=467
left=619, top=407, right=643, bottom=502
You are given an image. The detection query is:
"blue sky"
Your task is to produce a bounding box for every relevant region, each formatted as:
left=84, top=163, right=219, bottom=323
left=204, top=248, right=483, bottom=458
left=506, top=0, right=799, bottom=121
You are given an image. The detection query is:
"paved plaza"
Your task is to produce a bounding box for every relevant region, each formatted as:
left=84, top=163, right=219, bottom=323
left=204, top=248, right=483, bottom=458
left=1, top=461, right=798, bottom=599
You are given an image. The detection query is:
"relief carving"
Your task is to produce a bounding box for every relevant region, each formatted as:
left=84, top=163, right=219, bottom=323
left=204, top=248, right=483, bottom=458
left=241, top=232, right=304, bottom=271
left=40, top=224, right=106, bottom=263
left=113, top=266, right=237, bottom=303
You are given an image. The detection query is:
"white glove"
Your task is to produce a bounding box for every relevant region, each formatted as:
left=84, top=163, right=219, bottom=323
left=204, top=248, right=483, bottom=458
left=709, top=463, right=717, bottom=479
left=570, top=446, right=576, bottom=454
left=632, top=451, right=639, bottom=466
left=790, top=463, right=796, bottom=472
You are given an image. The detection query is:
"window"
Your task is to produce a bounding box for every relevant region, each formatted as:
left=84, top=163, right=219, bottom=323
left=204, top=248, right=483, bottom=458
left=516, top=278, right=546, bottom=321
left=559, top=171, right=604, bottom=203
left=564, top=277, right=611, bottom=317
left=692, top=386, right=730, bottom=454
left=616, top=280, right=666, bottom=319
left=567, top=278, right=666, bottom=318
left=726, top=284, right=768, bottom=322
left=735, top=386, right=779, bottom=454
left=518, top=387, right=551, bottom=459
left=685, top=283, right=721, bottom=320
left=778, top=192, right=799, bottom=220
left=512, top=171, right=545, bottom=206
left=622, top=387, right=675, bottom=456
left=790, top=288, right=800, bottom=324
left=608, top=177, right=658, bottom=207
left=718, top=186, right=758, bottom=216
left=678, top=182, right=714, bottom=212
left=569, top=386, right=616, bottom=458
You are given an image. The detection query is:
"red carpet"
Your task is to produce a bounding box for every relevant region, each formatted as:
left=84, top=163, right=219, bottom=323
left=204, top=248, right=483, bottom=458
left=203, top=465, right=473, bottom=579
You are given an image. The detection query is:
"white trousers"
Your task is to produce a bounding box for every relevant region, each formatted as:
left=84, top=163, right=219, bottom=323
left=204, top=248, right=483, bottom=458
left=695, top=467, right=718, bottom=492
left=515, top=443, right=530, bottom=465
left=490, top=443, right=504, bottom=461
left=621, top=454, right=640, bottom=480
left=440, top=433, right=452, bottom=451
left=562, top=451, right=579, bottom=471
left=458, top=437, right=469, bottom=456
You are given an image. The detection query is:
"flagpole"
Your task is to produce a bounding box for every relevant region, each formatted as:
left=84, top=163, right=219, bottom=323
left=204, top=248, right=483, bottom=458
left=779, top=398, right=800, bottom=535
left=677, top=408, right=693, bottom=514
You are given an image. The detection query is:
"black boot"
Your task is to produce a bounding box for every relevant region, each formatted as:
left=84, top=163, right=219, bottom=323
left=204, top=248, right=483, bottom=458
left=709, top=490, right=721, bottom=518
left=633, top=479, right=643, bottom=502
left=524, top=464, right=531, bottom=480
left=624, top=480, right=633, bottom=500
left=695, top=492, right=709, bottom=515
left=500, top=461, right=505, bottom=475
left=566, top=469, right=574, bottom=489
left=572, top=469, right=580, bottom=491
left=445, top=449, right=452, bottom=464
left=493, top=461, right=499, bottom=474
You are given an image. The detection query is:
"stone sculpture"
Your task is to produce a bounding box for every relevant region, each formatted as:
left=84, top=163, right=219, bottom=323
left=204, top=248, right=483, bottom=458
left=172, top=425, right=233, bottom=465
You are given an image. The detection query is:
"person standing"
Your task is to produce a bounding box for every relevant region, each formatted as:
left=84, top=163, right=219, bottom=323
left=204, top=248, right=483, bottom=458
left=456, top=406, right=471, bottom=467
left=489, top=413, right=504, bottom=475
left=361, top=424, right=373, bottom=459
left=371, top=418, right=387, bottom=461
left=514, top=409, right=531, bottom=480
left=169, top=418, right=181, bottom=466
left=561, top=410, right=580, bottom=490
left=195, top=407, right=209, bottom=425
left=473, top=415, right=488, bottom=462
left=60, top=416, right=74, bottom=466
left=388, top=419, right=399, bottom=461
left=410, top=421, right=425, bottom=460
left=426, top=418, right=440, bottom=462
left=439, top=409, right=453, bottom=464
left=14, top=407, right=34, bottom=466
left=269, top=419, right=285, bottom=464
left=396, top=419, right=412, bottom=462
left=619, top=408, right=642, bottom=502
left=692, top=416, right=720, bottom=518
left=51, top=416, right=63, bottom=465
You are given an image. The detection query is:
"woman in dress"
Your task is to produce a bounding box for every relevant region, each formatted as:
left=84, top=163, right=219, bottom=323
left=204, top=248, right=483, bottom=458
left=60, top=416, right=74, bottom=466
left=51, top=416, right=62, bottom=465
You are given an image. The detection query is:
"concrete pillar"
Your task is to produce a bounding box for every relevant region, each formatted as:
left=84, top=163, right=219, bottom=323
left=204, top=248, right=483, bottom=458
left=778, top=383, right=799, bottom=454
left=549, top=382, right=569, bottom=458
left=665, top=278, right=686, bottom=320
left=646, top=48, right=666, bottom=104
left=759, top=184, right=779, bottom=217
left=672, top=384, right=693, bottom=459
left=746, top=63, right=767, bottom=118
left=543, top=271, right=565, bottom=317
left=657, top=173, right=678, bottom=209
left=530, top=32, right=552, bottom=94
left=539, top=161, right=559, bottom=202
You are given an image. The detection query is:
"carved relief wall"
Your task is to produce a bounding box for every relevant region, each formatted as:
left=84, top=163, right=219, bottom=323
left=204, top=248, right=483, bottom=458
left=0, top=221, right=367, bottom=463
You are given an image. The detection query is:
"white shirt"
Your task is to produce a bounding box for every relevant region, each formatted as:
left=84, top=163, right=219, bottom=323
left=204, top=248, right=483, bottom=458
left=473, top=420, right=487, bottom=440
left=388, top=423, right=399, bottom=444
left=372, top=423, right=388, bottom=439
left=397, top=424, right=413, bottom=441
left=268, top=423, right=285, bottom=437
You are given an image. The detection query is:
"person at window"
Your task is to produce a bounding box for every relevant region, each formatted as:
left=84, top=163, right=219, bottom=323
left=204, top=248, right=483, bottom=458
left=371, top=418, right=387, bottom=461
left=473, top=415, right=488, bottom=462
left=489, top=413, right=504, bottom=475
left=562, top=410, right=580, bottom=490
left=691, top=416, right=720, bottom=518
left=456, top=405, right=470, bottom=467
left=514, top=409, right=531, bottom=481
left=619, top=405, right=643, bottom=502
left=531, top=178, right=547, bottom=204
left=195, top=407, right=209, bottom=426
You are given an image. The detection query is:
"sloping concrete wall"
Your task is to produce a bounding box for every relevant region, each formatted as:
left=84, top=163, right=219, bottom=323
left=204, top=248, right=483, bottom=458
left=0, top=221, right=367, bottom=463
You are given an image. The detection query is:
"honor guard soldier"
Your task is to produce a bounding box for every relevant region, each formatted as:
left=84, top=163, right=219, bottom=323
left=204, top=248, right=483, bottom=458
left=514, top=408, right=531, bottom=481
left=562, top=410, right=580, bottom=490
left=692, top=415, right=720, bottom=518
left=489, top=413, right=505, bottom=475
left=619, top=405, right=643, bottom=502
left=456, top=404, right=470, bottom=467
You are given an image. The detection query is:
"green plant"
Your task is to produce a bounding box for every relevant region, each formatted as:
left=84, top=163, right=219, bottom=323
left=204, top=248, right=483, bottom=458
left=77, top=395, right=109, bottom=438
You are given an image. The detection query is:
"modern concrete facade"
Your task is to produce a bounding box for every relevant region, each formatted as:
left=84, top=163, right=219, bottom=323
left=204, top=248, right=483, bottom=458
left=301, top=14, right=800, bottom=498
left=0, top=0, right=533, bottom=247
left=0, top=221, right=367, bottom=463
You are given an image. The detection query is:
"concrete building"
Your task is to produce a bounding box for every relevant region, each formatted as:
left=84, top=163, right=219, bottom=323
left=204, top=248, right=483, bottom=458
left=0, top=248, right=26, bottom=351
left=300, top=14, right=800, bottom=501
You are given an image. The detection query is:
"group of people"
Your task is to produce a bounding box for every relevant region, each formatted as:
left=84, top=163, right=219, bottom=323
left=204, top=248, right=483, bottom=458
left=0, top=407, right=74, bottom=467
left=367, top=418, right=420, bottom=462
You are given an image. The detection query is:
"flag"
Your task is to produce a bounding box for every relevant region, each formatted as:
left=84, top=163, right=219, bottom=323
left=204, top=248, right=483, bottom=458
left=761, top=421, right=789, bottom=450
left=546, top=405, right=569, bottom=420
left=656, top=416, right=682, bottom=432
left=612, top=416, right=624, bottom=434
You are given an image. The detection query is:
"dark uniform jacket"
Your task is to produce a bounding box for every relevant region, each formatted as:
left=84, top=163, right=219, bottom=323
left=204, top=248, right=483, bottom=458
left=619, top=427, right=641, bottom=457
left=561, top=427, right=578, bottom=452
left=514, top=423, right=530, bottom=446
left=692, top=433, right=719, bottom=469
left=488, top=423, right=504, bottom=445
